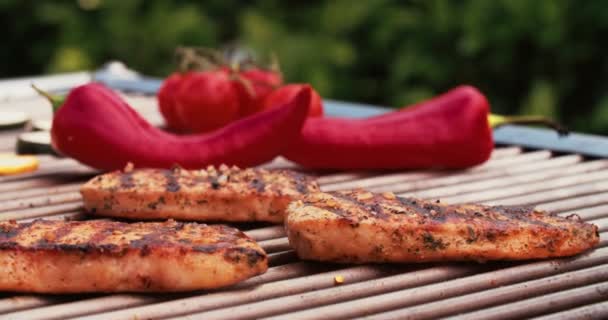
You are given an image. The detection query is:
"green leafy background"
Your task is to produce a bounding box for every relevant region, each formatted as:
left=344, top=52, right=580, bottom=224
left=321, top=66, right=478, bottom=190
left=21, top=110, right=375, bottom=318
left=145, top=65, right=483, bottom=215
left=3, top=0, right=608, bottom=134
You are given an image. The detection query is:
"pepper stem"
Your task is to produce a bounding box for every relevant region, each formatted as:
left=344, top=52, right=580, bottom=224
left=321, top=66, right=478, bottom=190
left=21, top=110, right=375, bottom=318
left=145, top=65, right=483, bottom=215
left=489, top=114, right=569, bottom=136
left=31, top=84, right=65, bottom=114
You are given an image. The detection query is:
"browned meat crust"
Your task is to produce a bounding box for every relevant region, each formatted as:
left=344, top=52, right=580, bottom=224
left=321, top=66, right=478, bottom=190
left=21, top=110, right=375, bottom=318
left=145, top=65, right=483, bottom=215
left=81, top=165, right=319, bottom=223
left=0, top=219, right=267, bottom=293
left=286, top=190, right=599, bottom=263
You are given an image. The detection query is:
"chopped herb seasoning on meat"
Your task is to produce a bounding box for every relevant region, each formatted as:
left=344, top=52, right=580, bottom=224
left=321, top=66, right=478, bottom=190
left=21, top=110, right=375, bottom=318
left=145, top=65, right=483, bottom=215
left=285, top=190, right=599, bottom=264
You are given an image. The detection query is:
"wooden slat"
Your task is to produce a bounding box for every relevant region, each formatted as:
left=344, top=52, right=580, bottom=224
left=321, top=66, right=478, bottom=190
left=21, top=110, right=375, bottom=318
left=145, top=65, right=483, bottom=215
left=300, top=147, right=521, bottom=187
left=0, top=261, right=331, bottom=320
left=258, top=238, right=291, bottom=254
left=319, top=147, right=521, bottom=191
left=0, top=296, right=65, bottom=314
left=445, top=281, right=608, bottom=320
left=369, top=265, right=608, bottom=320
left=19, top=211, right=85, bottom=223
left=531, top=301, right=608, bottom=320
left=0, top=183, right=81, bottom=202
left=538, top=193, right=608, bottom=213
left=492, top=180, right=608, bottom=207
left=62, top=265, right=397, bottom=320
left=0, top=178, right=79, bottom=193
left=260, top=245, right=608, bottom=320
left=561, top=204, right=608, bottom=220
left=0, top=202, right=83, bottom=221
left=425, top=157, right=603, bottom=202
left=187, top=265, right=482, bottom=320
left=0, top=158, right=93, bottom=183
left=244, top=226, right=286, bottom=241
left=377, top=153, right=574, bottom=195
left=0, top=192, right=81, bottom=213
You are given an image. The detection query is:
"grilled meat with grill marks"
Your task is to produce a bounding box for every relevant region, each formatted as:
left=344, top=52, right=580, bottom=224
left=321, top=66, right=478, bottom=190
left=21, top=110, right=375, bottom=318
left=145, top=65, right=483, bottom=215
left=286, top=190, right=599, bottom=263
left=81, top=165, right=319, bottom=223
left=0, top=219, right=267, bottom=293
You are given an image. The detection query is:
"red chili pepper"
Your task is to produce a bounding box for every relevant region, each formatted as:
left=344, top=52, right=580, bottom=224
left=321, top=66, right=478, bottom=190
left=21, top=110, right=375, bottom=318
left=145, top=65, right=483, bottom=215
left=35, top=83, right=311, bottom=171
left=284, top=85, right=495, bottom=170
left=263, top=84, right=324, bottom=118
left=284, top=85, right=567, bottom=170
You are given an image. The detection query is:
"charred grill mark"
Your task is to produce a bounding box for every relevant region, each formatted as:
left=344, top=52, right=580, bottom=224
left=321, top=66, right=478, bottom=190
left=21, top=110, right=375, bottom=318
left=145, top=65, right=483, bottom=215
left=147, top=196, right=166, bottom=210
left=3, top=240, right=125, bottom=254
left=210, top=177, right=221, bottom=190
left=89, top=227, right=115, bottom=245
left=0, top=221, right=262, bottom=261
left=330, top=192, right=392, bottom=220
left=34, top=223, right=73, bottom=248
left=98, top=243, right=121, bottom=253
left=485, top=229, right=498, bottom=241
left=250, top=178, right=266, bottom=193
left=53, top=224, right=73, bottom=241
left=34, top=237, right=54, bottom=249
left=132, top=223, right=185, bottom=254
left=467, top=226, right=478, bottom=243
left=328, top=193, right=577, bottom=238
left=0, top=222, right=29, bottom=241
left=395, top=197, right=426, bottom=216
left=215, top=225, right=247, bottom=239
left=396, top=196, right=454, bottom=221
left=308, top=200, right=353, bottom=219
left=56, top=243, right=97, bottom=253
left=0, top=241, right=18, bottom=249
left=3, top=241, right=127, bottom=254
left=32, top=222, right=122, bottom=252
left=130, top=238, right=152, bottom=256
left=224, top=247, right=266, bottom=267
left=396, top=197, right=493, bottom=223
left=193, top=242, right=231, bottom=253
left=120, top=172, right=135, bottom=189
left=293, top=173, right=315, bottom=194
left=129, top=228, right=171, bottom=256
left=370, top=203, right=390, bottom=219
left=163, top=169, right=181, bottom=192
left=491, top=205, right=554, bottom=228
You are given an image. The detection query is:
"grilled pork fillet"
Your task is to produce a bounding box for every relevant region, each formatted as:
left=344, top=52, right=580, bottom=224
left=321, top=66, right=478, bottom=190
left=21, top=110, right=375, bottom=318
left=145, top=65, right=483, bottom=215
left=0, top=219, right=267, bottom=293
left=286, top=190, right=599, bottom=263
left=81, top=165, right=319, bottom=223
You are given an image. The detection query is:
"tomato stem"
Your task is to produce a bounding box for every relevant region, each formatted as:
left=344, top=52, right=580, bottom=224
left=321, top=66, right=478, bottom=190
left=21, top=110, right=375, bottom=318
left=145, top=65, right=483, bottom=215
left=231, top=73, right=256, bottom=98
left=175, top=47, right=223, bottom=73
left=269, top=52, right=282, bottom=74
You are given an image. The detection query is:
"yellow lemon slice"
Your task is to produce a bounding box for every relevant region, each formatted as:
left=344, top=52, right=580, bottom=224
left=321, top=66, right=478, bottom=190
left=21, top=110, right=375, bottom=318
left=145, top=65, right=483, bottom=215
left=0, top=154, right=39, bottom=175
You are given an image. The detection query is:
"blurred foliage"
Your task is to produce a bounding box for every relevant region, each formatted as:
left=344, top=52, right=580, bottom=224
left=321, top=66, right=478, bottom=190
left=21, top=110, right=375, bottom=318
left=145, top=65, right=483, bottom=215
left=3, top=0, right=608, bottom=134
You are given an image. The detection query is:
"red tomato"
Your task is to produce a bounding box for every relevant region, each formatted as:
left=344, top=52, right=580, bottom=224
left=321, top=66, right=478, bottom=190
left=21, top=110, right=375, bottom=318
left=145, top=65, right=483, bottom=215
left=234, top=68, right=283, bottom=117
left=174, top=70, right=240, bottom=133
left=263, top=84, right=323, bottom=117
left=157, top=72, right=189, bottom=131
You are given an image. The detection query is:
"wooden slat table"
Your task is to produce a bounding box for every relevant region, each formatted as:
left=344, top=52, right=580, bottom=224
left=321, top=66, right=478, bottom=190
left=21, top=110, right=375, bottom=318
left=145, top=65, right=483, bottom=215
left=0, top=78, right=606, bottom=320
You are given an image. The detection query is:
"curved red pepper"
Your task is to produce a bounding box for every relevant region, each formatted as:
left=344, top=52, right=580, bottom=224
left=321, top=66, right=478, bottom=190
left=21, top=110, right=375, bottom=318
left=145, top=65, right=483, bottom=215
left=49, top=83, right=311, bottom=171
left=283, top=85, right=493, bottom=169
